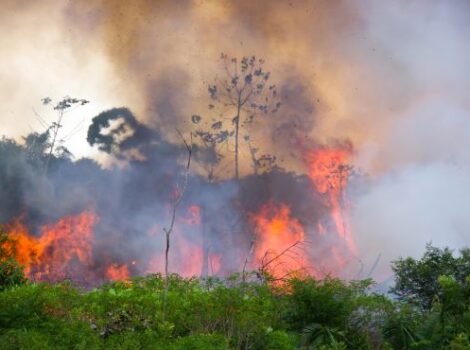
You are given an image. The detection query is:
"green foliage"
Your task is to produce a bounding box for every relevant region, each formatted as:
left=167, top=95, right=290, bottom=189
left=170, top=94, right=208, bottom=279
left=169, top=334, right=230, bottom=349
left=0, top=283, right=100, bottom=349
left=0, top=273, right=375, bottom=349
left=382, top=303, right=420, bottom=349
left=0, top=230, right=26, bottom=291
left=262, top=330, right=297, bottom=350
left=449, top=333, right=470, bottom=350
left=391, top=243, right=470, bottom=310
left=284, top=277, right=361, bottom=331
left=2, top=244, right=470, bottom=349
left=387, top=244, right=470, bottom=349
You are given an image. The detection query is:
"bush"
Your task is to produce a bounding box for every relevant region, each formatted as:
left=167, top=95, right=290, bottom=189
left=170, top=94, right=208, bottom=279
left=169, top=334, right=229, bottom=350
left=2, top=244, right=470, bottom=349
left=0, top=230, right=26, bottom=291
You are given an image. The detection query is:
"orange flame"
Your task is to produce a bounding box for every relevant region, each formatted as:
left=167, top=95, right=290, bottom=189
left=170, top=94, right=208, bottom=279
left=106, top=263, right=130, bottom=281
left=146, top=232, right=205, bottom=277
left=146, top=205, right=207, bottom=277
left=180, top=205, right=202, bottom=226
left=250, top=201, right=309, bottom=278
left=305, top=146, right=357, bottom=255
left=3, top=211, right=97, bottom=282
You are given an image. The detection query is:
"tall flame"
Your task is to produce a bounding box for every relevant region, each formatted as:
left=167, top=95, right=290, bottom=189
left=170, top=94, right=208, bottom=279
left=305, top=146, right=357, bottom=255
left=146, top=205, right=208, bottom=277
left=0, top=148, right=359, bottom=284
left=250, top=201, right=309, bottom=278
left=3, top=211, right=97, bottom=282
left=106, top=263, right=130, bottom=281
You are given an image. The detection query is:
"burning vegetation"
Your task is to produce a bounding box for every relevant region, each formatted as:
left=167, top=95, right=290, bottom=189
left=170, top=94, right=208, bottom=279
left=0, top=54, right=357, bottom=286
left=0, top=128, right=357, bottom=284
left=4, top=212, right=98, bottom=284
left=2, top=1, right=470, bottom=348
left=0, top=52, right=362, bottom=286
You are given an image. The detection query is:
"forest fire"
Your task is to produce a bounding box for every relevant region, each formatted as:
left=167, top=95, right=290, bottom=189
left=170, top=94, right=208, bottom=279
left=146, top=205, right=206, bottom=277
left=250, top=201, right=309, bottom=278
left=243, top=145, right=358, bottom=279
left=305, top=146, right=357, bottom=256
left=0, top=144, right=359, bottom=284
left=3, top=212, right=98, bottom=283
left=105, top=263, right=130, bottom=281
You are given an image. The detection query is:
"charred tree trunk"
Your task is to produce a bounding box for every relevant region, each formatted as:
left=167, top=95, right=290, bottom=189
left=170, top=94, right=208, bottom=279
left=163, top=131, right=192, bottom=319
left=43, top=110, right=64, bottom=176
left=200, top=204, right=210, bottom=276
left=234, top=97, right=241, bottom=180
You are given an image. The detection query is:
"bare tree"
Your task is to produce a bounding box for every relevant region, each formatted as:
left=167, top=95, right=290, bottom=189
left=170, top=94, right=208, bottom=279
left=189, top=55, right=281, bottom=278
left=242, top=239, right=255, bottom=282
left=192, top=54, right=281, bottom=179
left=162, top=131, right=192, bottom=316
left=41, top=96, right=89, bottom=175
left=244, top=135, right=274, bottom=175
left=164, top=131, right=193, bottom=277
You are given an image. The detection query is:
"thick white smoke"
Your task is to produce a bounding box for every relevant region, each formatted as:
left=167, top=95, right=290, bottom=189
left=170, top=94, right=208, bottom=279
left=352, top=1, right=470, bottom=280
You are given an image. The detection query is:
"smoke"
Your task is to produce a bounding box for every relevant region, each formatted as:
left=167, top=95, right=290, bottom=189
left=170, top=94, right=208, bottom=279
left=348, top=1, right=470, bottom=280
left=2, top=1, right=470, bottom=281
left=352, top=99, right=470, bottom=279
left=1, top=106, right=346, bottom=282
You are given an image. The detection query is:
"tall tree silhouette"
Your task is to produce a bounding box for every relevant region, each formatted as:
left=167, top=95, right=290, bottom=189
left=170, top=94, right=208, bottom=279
left=41, top=96, right=88, bottom=175
left=192, top=54, right=280, bottom=179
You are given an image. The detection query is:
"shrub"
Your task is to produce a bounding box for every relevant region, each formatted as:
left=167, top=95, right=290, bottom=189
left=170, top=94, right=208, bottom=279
left=0, top=229, right=26, bottom=291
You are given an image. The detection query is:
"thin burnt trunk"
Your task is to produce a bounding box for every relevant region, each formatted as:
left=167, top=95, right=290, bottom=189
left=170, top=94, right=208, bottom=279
left=234, top=94, right=241, bottom=180
left=200, top=204, right=210, bottom=276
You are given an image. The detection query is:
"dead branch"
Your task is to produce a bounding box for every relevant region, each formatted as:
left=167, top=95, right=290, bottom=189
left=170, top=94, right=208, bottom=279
left=163, top=130, right=193, bottom=317
left=242, top=239, right=255, bottom=282
left=366, top=253, right=381, bottom=279
left=257, top=240, right=304, bottom=282
left=163, top=131, right=193, bottom=277
left=260, top=240, right=302, bottom=271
